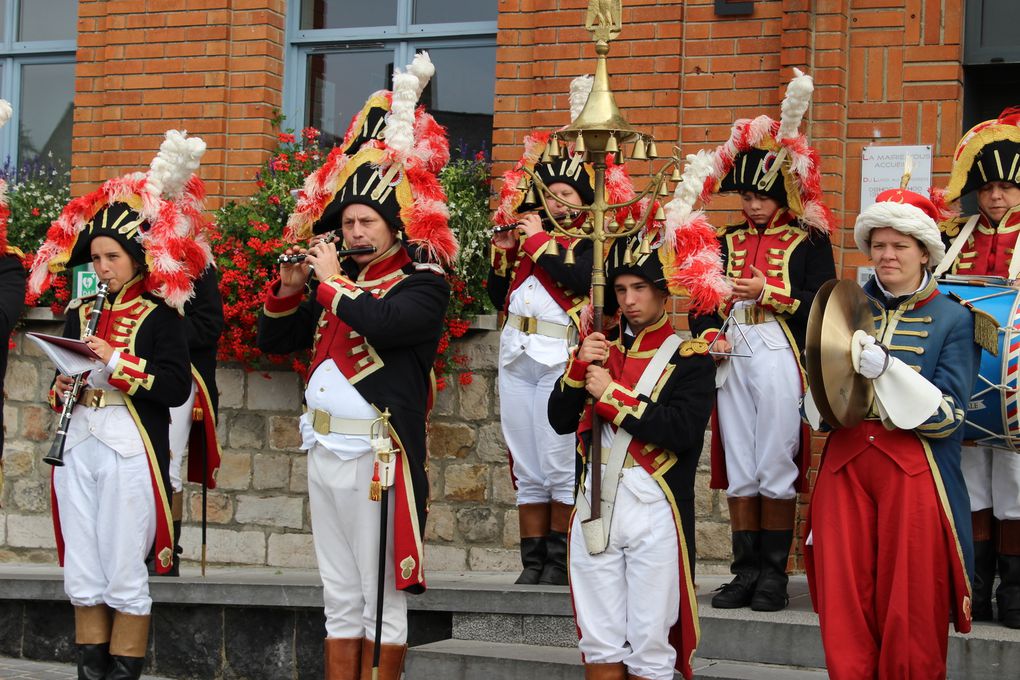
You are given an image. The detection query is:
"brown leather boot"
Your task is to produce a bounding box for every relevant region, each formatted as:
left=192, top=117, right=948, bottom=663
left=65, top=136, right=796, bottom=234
left=75, top=604, right=114, bottom=680
left=107, top=612, right=150, bottom=680
left=359, top=638, right=407, bottom=680
left=584, top=661, right=626, bottom=679
left=515, top=503, right=551, bottom=584
left=324, top=637, right=362, bottom=680
left=539, top=501, right=572, bottom=585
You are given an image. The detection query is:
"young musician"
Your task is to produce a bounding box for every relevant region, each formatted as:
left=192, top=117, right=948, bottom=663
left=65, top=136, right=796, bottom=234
left=258, top=53, right=454, bottom=680
left=29, top=131, right=212, bottom=680
left=690, top=69, right=836, bottom=612
left=938, top=108, right=1020, bottom=627
left=806, top=183, right=979, bottom=678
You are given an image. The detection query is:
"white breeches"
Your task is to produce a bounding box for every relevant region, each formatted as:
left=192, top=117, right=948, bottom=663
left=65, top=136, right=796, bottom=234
left=167, top=385, right=197, bottom=493
left=717, top=327, right=802, bottom=500
left=307, top=443, right=407, bottom=642
left=53, top=438, right=156, bottom=616
left=569, top=474, right=680, bottom=680
left=499, top=352, right=576, bottom=505
left=962, top=445, right=1020, bottom=519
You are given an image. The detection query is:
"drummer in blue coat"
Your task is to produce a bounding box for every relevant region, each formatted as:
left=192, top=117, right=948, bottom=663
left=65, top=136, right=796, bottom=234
left=936, top=109, right=1020, bottom=628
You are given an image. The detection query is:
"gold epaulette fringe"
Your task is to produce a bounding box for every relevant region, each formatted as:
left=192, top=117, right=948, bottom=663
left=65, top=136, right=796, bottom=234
left=973, top=309, right=1000, bottom=356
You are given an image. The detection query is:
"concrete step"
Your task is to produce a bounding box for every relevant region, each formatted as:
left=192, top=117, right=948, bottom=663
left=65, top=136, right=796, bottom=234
left=405, top=639, right=829, bottom=679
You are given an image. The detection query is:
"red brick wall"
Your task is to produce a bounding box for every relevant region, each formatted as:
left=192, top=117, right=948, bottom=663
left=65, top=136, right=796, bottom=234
left=72, top=0, right=287, bottom=208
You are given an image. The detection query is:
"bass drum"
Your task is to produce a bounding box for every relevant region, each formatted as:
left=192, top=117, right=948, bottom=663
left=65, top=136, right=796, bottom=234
left=938, top=279, right=1020, bottom=452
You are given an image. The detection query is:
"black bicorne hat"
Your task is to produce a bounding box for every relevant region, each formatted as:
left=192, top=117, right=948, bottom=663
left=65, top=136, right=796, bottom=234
left=717, top=147, right=789, bottom=206
left=603, top=231, right=668, bottom=316
left=67, top=202, right=148, bottom=269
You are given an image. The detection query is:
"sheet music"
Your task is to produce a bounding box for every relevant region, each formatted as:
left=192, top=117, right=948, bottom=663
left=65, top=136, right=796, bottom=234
left=26, top=332, right=106, bottom=377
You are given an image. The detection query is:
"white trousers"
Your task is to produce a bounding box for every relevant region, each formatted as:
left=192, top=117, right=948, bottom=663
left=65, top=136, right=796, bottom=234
left=569, top=472, right=680, bottom=680
left=168, top=385, right=197, bottom=492
left=307, top=443, right=407, bottom=642
left=717, top=326, right=801, bottom=499
left=499, top=352, right=576, bottom=505
left=53, top=438, right=156, bottom=615
left=962, top=445, right=1020, bottom=519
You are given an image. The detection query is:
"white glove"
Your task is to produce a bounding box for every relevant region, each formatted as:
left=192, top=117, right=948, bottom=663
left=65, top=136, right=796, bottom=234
left=855, top=334, right=889, bottom=380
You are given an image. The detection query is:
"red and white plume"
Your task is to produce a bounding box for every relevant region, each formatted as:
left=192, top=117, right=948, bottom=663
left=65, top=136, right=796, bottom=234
left=663, top=150, right=729, bottom=314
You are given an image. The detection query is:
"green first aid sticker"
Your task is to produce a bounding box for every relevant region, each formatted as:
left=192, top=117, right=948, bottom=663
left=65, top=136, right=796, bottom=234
left=72, top=265, right=99, bottom=299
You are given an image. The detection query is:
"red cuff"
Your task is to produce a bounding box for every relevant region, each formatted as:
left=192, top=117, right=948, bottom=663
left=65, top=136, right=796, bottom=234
left=521, top=231, right=552, bottom=257
left=264, top=278, right=304, bottom=316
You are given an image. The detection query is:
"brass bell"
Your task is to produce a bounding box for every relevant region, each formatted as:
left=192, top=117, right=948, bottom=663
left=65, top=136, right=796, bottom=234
left=639, top=238, right=652, bottom=255
left=670, top=166, right=682, bottom=182
left=564, top=248, right=576, bottom=266
left=550, top=137, right=561, bottom=158
left=623, top=247, right=634, bottom=266
left=658, top=181, right=670, bottom=197
left=647, top=142, right=659, bottom=158
left=574, top=133, right=586, bottom=154
left=517, top=175, right=530, bottom=191
left=547, top=238, right=560, bottom=257
left=632, top=137, right=648, bottom=160
left=608, top=216, right=619, bottom=232
left=541, top=142, right=553, bottom=163
left=605, top=134, right=619, bottom=154
left=524, top=185, right=539, bottom=205
left=623, top=214, right=636, bottom=228
left=654, top=204, right=666, bottom=221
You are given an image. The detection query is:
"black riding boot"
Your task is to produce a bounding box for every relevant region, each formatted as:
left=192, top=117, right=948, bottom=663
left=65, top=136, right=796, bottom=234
left=515, top=537, right=547, bottom=585
left=539, top=531, right=569, bottom=585
left=997, top=519, right=1020, bottom=629
left=712, top=496, right=760, bottom=609
left=168, top=519, right=183, bottom=577
left=973, top=540, right=997, bottom=621
left=752, top=529, right=793, bottom=612
left=106, top=656, right=145, bottom=680
left=76, top=643, right=111, bottom=680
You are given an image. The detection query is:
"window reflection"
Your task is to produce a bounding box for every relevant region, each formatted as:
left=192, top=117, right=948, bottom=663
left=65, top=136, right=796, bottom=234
left=18, top=0, right=76, bottom=41
left=19, top=62, right=74, bottom=166
left=300, top=0, right=398, bottom=30
left=305, top=50, right=393, bottom=147
left=415, top=45, right=495, bottom=157
left=413, top=0, right=497, bottom=24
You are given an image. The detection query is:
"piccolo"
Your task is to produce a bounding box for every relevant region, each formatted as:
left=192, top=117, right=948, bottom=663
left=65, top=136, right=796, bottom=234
left=278, top=245, right=377, bottom=264
left=492, top=211, right=581, bottom=234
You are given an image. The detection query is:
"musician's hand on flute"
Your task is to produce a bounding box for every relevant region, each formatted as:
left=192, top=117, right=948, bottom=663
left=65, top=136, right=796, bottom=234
left=278, top=246, right=311, bottom=297
left=305, top=238, right=340, bottom=281
left=83, top=335, right=114, bottom=363
left=518, top=213, right=544, bottom=238
left=491, top=226, right=517, bottom=250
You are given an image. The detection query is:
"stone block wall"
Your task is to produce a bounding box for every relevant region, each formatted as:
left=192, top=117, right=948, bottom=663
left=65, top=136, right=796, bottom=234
left=0, top=315, right=734, bottom=573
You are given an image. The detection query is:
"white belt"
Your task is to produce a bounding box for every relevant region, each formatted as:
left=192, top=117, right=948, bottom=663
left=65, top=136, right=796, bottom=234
left=506, top=312, right=575, bottom=340
left=309, top=409, right=376, bottom=436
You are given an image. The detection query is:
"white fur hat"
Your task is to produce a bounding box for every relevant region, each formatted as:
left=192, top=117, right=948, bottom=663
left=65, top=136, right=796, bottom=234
left=853, top=188, right=947, bottom=267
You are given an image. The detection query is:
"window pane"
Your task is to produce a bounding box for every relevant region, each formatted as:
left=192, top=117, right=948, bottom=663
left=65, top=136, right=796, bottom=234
left=305, top=49, right=393, bottom=146
left=413, top=0, right=497, bottom=24
left=18, top=0, right=76, bottom=41
left=19, top=62, right=74, bottom=166
left=416, top=45, right=496, bottom=157
left=299, top=0, right=398, bottom=30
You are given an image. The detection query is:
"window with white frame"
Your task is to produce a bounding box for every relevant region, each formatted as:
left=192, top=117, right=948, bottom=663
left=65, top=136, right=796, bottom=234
left=284, top=0, right=497, bottom=158
left=0, top=0, right=77, bottom=169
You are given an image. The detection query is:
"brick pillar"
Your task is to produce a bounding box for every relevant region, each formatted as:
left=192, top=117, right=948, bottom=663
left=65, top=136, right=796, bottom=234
left=72, top=0, right=286, bottom=208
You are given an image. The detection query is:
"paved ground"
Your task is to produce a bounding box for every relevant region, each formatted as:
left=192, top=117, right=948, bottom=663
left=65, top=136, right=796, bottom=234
left=0, top=656, right=172, bottom=679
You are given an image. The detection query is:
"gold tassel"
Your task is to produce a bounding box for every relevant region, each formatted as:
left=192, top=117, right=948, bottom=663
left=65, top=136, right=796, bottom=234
left=369, top=461, right=382, bottom=502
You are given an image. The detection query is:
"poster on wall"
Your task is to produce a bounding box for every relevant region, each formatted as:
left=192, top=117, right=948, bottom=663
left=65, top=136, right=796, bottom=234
left=860, top=145, right=933, bottom=211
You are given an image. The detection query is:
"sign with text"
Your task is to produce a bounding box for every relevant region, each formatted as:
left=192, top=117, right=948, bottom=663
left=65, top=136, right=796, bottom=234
left=72, top=264, right=99, bottom=300
left=860, top=145, right=933, bottom=210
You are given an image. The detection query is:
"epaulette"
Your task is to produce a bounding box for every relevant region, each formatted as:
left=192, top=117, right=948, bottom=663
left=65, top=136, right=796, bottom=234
left=939, top=215, right=969, bottom=237
left=944, top=290, right=999, bottom=355
left=66, top=295, right=94, bottom=311
left=679, top=338, right=710, bottom=357
left=414, top=262, right=445, bottom=276
left=5, top=246, right=24, bottom=259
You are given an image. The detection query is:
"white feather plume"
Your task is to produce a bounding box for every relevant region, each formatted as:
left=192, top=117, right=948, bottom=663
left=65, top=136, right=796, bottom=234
left=0, top=100, right=12, bottom=129
left=776, top=68, right=813, bottom=142
left=664, top=150, right=717, bottom=244
left=569, top=75, right=594, bottom=123
left=407, top=51, right=435, bottom=103
left=146, top=130, right=206, bottom=200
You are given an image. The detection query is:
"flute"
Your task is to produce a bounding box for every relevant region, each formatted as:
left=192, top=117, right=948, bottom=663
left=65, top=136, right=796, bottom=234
left=278, top=245, right=377, bottom=264
left=45, top=281, right=111, bottom=467
left=491, top=210, right=581, bottom=234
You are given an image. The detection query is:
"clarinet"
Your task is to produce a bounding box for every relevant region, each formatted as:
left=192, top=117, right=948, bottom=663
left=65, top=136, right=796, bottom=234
left=44, top=281, right=111, bottom=467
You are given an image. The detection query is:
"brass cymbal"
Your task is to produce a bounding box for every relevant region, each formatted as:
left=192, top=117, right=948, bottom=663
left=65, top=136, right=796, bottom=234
left=805, top=279, right=876, bottom=428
